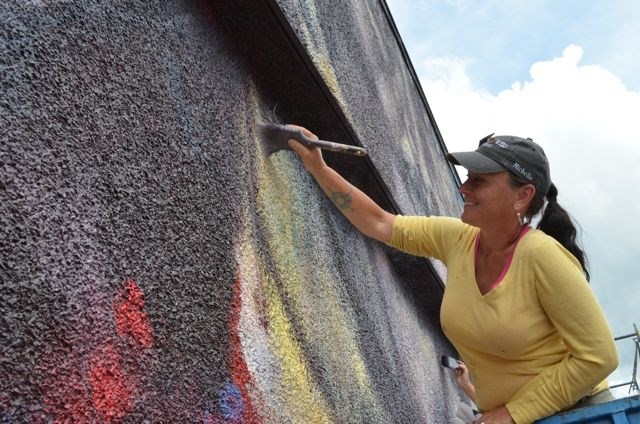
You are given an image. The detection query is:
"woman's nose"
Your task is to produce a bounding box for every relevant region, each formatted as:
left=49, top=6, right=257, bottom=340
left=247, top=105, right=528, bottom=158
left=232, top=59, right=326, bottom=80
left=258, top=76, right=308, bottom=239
left=459, top=179, right=470, bottom=195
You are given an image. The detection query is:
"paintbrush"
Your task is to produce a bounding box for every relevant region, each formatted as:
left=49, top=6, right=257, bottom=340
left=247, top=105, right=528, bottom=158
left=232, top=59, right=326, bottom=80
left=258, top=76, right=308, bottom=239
left=257, top=122, right=367, bottom=157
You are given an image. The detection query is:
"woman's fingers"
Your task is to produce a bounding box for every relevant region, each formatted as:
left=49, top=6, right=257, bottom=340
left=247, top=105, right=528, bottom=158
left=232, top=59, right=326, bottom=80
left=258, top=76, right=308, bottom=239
left=284, top=124, right=326, bottom=174
left=287, top=124, right=318, bottom=140
left=288, top=138, right=308, bottom=154
left=288, top=138, right=321, bottom=159
left=287, top=136, right=325, bottom=173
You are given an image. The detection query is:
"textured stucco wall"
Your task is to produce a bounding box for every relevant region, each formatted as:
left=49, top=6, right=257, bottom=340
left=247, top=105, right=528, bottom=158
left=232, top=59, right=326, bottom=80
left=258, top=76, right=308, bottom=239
left=2, top=0, right=464, bottom=422
left=275, top=0, right=462, bottom=217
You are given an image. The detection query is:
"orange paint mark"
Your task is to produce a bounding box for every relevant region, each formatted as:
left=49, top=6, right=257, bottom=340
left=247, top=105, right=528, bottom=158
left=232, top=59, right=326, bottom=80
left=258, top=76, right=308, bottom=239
left=114, top=279, right=153, bottom=347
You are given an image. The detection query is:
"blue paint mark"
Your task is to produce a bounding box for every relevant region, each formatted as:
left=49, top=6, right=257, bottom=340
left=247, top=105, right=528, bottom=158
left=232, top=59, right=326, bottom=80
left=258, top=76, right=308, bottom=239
left=218, top=382, right=244, bottom=422
left=0, top=412, right=16, bottom=424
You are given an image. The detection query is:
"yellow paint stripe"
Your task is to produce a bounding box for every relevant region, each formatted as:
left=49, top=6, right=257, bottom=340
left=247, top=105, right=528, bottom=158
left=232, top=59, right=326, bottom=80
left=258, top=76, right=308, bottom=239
left=255, top=158, right=385, bottom=420
left=263, top=271, right=332, bottom=423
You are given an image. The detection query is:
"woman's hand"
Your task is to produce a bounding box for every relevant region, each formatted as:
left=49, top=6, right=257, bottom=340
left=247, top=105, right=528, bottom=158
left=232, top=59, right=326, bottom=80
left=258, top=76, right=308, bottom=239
left=454, top=361, right=477, bottom=402
left=286, top=125, right=326, bottom=175
left=474, top=406, right=515, bottom=424
left=454, top=361, right=473, bottom=390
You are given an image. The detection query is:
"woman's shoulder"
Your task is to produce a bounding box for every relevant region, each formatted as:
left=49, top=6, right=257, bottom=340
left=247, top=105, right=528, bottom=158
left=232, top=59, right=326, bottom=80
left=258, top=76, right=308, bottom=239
left=520, top=227, right=584, bottom=271
left=520, top=227, right=560, bottom=249
left=520, top=226, right=545, bottom=240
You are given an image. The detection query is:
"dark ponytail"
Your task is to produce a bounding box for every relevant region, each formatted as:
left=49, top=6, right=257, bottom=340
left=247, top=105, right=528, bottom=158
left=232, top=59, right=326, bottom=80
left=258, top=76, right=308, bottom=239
left=537, top=184, right=590, bottom=281
left=509, top=178, right=590, bottom=280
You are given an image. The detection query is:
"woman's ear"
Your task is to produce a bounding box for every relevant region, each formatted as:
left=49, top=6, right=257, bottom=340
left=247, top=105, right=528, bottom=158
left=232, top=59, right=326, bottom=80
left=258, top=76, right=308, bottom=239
left=516, top=184, right=536, bottom=208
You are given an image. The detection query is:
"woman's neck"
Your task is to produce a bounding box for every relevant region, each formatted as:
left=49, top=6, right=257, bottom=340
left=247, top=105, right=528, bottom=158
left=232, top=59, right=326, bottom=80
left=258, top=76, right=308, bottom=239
left=478, top=222, right=525, bottom=254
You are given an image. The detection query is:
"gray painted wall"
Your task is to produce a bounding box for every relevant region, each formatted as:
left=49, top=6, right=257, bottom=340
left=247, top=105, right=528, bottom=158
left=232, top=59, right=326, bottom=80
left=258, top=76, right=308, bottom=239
left=1, top=0, right=464, bottom=422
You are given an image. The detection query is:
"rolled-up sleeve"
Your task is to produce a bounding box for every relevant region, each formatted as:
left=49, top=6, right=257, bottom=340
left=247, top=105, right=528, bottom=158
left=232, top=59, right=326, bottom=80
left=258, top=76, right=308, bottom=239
left=387, top=215, right=469, bottom=263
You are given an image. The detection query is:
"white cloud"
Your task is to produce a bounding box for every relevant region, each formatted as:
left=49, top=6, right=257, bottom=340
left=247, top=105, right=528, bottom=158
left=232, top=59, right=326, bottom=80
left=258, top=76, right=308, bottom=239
left=418, top=45, right=640, bottom=386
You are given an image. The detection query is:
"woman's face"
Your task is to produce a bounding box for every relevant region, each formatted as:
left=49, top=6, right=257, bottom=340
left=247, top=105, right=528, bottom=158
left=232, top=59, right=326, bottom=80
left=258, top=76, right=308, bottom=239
left=459, top=171, right=521, bottom=228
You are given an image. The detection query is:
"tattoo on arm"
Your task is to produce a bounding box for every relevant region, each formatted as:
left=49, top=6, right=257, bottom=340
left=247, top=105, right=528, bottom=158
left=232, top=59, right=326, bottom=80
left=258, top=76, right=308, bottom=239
left=329, top=189, right=353, bottom=211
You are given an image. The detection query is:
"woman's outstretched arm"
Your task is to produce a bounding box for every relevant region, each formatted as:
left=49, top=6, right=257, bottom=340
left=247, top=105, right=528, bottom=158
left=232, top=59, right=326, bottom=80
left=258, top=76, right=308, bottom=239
left=287, top=126, right=395, bottom=243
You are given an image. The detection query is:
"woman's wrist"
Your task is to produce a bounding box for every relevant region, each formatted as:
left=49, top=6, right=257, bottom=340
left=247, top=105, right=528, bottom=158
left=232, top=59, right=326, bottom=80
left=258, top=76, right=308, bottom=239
left=306, top=161, right=329, bottom=177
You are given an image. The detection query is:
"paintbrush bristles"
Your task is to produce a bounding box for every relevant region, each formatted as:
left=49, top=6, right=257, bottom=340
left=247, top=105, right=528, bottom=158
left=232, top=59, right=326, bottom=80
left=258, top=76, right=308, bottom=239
left=256, top=123, right=298, bottom=156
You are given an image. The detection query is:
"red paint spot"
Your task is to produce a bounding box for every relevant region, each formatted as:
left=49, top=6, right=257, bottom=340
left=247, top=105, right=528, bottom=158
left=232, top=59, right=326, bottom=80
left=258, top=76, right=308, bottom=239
left=228, top=273, right=261, bottom=423
left=114, top=279, right=153, bottom=347
left=90, top=344, right=134, bottom=421
left=38, top=277, right=155, bottom=422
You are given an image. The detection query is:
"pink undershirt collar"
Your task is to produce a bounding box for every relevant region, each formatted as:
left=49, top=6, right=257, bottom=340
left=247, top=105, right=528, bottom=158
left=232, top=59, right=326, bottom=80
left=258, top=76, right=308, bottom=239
left=475, top=225, right=531, bottom=292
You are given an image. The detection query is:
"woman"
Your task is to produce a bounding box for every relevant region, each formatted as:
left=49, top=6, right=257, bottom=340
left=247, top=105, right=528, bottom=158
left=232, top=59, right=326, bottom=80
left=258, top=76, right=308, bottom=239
left=286, top=126, right=618, bottom=424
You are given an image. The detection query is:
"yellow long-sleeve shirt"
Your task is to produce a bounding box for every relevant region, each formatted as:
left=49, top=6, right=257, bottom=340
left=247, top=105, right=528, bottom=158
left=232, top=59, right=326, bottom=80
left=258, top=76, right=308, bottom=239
left=388, top=215, right=618, bottom=424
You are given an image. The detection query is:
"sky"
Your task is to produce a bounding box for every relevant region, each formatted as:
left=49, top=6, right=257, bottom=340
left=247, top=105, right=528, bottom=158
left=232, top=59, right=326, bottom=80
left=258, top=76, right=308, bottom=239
left=387, top=0, right=640, bottom=397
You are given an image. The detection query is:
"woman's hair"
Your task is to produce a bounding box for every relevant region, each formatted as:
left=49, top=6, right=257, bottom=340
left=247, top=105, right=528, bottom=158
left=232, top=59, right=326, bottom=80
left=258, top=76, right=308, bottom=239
left=508, top=174, right=590, bottom=281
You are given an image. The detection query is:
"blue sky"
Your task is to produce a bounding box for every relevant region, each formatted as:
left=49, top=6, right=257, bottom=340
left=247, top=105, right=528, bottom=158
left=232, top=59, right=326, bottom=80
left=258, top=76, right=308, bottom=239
left=388, top=0, right=640, bottom=94
left=387, top=0, right=640, bottom=396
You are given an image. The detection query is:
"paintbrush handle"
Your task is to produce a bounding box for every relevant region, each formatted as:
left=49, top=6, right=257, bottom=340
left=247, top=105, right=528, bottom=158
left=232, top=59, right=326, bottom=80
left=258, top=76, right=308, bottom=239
left=305, top=138, right=367, bottom=156
left=292, top=127, right=366, bottom=156
left=268, top=124, right=367, bottom=156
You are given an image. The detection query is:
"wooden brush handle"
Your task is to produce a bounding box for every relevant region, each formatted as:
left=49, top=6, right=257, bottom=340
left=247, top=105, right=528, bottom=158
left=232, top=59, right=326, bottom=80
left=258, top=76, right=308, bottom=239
left=305, top=138, right=367, bottom=156
left=276, top=125, right=367, bottom=156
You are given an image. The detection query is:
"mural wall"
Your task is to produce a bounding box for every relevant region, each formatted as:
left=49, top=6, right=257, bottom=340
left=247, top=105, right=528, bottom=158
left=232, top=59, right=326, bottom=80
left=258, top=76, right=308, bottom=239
left=1, top=0, right=464, bottom=422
